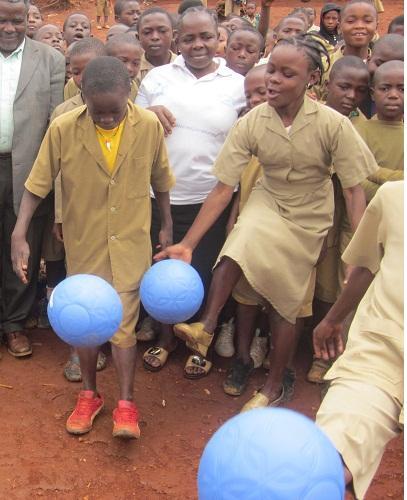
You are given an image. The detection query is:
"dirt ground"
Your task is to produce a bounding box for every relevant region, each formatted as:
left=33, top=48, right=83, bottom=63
left=0, top=0, right=404, bottom=498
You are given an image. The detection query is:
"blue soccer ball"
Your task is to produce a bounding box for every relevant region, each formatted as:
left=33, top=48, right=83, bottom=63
left=47, top=274, right=123, bottom=347
left=140, top=259, right=204, bottom=324
left=198, top=408, right=345, bottom=500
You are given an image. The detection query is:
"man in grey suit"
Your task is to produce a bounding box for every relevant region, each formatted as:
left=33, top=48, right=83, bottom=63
left=0, top=0, right=65, bottom=357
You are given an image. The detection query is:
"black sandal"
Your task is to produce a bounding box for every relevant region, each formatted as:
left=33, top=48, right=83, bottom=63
left=223, top=358, right=254, bottom=396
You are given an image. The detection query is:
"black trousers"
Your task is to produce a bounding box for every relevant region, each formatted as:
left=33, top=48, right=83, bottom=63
left=150, top=197, right=233, bottom=296
left=0, top=154, right=47, bottom=334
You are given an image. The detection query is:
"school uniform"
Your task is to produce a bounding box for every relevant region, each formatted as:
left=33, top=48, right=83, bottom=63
left=355, top=119, right=404, bottom=202
left=316, top=181, right=403, bottom=500
left=64, top=77, right=139, bottom=102
left=212, top=97, right=377, bottom=324
left=96, top=0, right=110, bottom=17
left=135, top=51, right=177, bottom=88
left=25, top=103, right=175, bottom=347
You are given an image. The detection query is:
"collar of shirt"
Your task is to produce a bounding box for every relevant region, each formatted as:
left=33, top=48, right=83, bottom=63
left=140, top=50, right=176, bottom=73
left=172, top=54, right=234, bottom=80
left=0, top=38, right=25, bottom=61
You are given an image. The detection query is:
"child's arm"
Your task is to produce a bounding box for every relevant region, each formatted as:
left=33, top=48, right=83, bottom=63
left=258, top=0, right=274, bottom=41
left=152, top=189, right=173, bottom=250
left=313, top=265, right=374, bottom=360
left=225, top=190, right=240, bottom=236
left=342, top=184, right=366, bottom=234
left=368, top=166, right=404, bottom=185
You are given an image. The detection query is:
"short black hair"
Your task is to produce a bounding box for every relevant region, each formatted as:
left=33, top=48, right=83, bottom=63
left=276, top=15, right=307, bottom=34
left=341, top=0, right=378, bottom=18
left=82, top=56, right=131, bottom=96
left=33, top=23, right=61, bottom=41
left=228, top=27, right=265, bottom=52
left=177, top=6, right=218, bottom=32
left=69, top=37, right=106, bottom=59
left=388, top=14, right=404, bottom=34
left=62, top=12, right=91, bottom=31
left=178, top=0, right=203, bottom=15
left=371, top=33, right=404, bottom=58
left=330, top=55, right=369, bottom=81
left=114, top=0, right=140, bottom=17
left=137, top=6, right=173, bottom=33
left=372, top=59, right=403, bottom=86
left=105, top=33, right=141, bottom=54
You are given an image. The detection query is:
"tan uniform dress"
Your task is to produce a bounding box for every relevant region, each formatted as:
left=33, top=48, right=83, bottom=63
left=355, top=119, right=404, bottom=202
left=316, top=181, right=403, bottom=500
left=25, top=103, right=175, bottom=347
left=135, top=51, right=177, bottom=88
left=212, top=97, right=377, bottom=324
left=64, top=78, right=139, bottom=102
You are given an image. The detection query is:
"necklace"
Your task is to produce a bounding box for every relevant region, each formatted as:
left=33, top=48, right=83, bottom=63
left=96, top=124, right=120, bottom=152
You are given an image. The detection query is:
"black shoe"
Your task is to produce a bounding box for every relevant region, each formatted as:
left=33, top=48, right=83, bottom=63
left=223, top=358, right=254, bottom=396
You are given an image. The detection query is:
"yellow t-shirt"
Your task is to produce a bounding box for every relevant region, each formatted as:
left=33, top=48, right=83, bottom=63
left=95, top=119, right=125, bottom=173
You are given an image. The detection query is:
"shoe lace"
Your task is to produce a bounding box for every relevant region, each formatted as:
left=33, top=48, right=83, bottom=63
left=74, top=397, right=98, bottom=417
left=115, top=405, right=138, bottom=424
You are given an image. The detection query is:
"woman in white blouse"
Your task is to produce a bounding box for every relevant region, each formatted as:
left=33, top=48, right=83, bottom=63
left=136, top=7, right=245, bottom=378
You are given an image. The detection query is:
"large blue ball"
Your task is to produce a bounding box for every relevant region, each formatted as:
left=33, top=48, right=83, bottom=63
left=47, top=274, right=123, bottom=347
left=198, top=408, right=345, bottom=500
left=140, top=259, right=204, bottom=324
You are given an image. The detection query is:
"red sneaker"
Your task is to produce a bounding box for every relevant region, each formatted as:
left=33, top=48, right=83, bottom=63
left=66, top=390, right=104, bottom=435
left=112, top=400, right=141, bottom=439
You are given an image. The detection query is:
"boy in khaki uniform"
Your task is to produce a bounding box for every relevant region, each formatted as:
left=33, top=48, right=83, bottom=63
left=314, top=181, right=403, bottom=499
left=96, top=0, right=112, bottom=30
left=11, top=57, right=175, bottom=439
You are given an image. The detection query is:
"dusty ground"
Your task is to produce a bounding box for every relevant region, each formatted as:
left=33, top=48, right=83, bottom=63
left=0, top=0, right=403, bottom=498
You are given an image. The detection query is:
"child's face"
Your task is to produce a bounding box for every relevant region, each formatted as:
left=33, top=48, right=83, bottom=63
left=109, top=44, right=142, bottom=79
left=64, top=14, right=91, bottom=46
left=340, top=3, right=377, bottom=49
left=226, top=31, right=261, bottom=76
left=106, top=23, right=129, bottom=41
left=305, top=8, right=315, bottom=26
left=322, top=10, right=340, bottom=33
left=177, top=13, right=218, bottom=75
left=216, top=27, right=228, bottom=56
left=116, top=1, right=141, bottom=28
left=70, top=52, right=95, bottom=88
left=277, top=18, right=306, bottom=41
left=265, top=44, right=319, bottom=110
left=138, top=13, right=173, bottom=59
left=245, top=3, right=256, bottom=17
left=85, top=89, right=129, bottom=129
left=372, top=69, right=404, bottom=121
left=244, top=69, right=267, bottom=109
left=36, top=25, right=64, bottom=53
left=367, top=43, right=404, bottom=78
left=27, top=4, right=43, bottom=38
left=0, top=1, right=27, bottom=54
left=326, top=68, right=369, bottom=115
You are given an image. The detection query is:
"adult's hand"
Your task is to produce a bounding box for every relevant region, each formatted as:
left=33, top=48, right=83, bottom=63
left=154, top=242, right=192, bottom=264
left=11, top=233, right=30, bottom=284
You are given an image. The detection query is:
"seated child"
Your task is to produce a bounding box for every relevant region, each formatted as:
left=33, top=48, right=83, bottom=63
left=243, top=1, right=260, bottom=29
left=136, top=7, right=177, bottom=86
left=225, top=27, right=263, bottom=75
left=357, top=60, right=404, bottom=202
left=34, top=24, right=64, bottom=54
left=106, top=34, right=143, bottom=100
left=27, top=3, right=43, bottom=39
left=388, top=14, right=404, bottom=36
left=114, top=0, right=141, bottom=28
left=12, top=56, right=175, bottom=439
left=62, top=12, right=91, bottom=47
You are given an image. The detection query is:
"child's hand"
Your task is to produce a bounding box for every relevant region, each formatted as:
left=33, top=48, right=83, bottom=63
left=157, top=224, right=173, bottom=250
left=53, top=223, right=64, bottom=243
left=147, top=105, right=176, bottom=136
left=154, top=243, right=192, bottom=264
left=11, top=233, right=30, bottom=284
left=313, top=318, right=344, bottom=361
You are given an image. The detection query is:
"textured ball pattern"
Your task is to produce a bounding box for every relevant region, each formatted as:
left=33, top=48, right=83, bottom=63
left=140, top=259, right=204, bottom=324
left=48, top=274, right=123, bottom=347
left=198, top=408, right=345, bottom=500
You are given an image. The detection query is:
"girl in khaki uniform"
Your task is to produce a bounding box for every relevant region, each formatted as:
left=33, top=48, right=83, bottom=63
left=157, top=35, right=377, bottom=412
left=11, top=58, right=175, bottom=439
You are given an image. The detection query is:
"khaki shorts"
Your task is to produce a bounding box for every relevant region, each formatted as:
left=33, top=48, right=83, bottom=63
left=96, top=0, right=109, bottom=17
left=110, top=290, right=140, bottom=348
left=316, top=379, right=402, bottom=499
left=233, top=269, right=316, bottom=319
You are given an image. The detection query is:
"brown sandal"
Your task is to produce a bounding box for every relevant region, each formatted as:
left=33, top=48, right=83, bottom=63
left=184, top=354, right=212, bottom=380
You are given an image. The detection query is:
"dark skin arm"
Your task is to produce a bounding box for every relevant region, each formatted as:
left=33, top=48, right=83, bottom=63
left=313, top=266, right=375, bottom=360
left=11, top=189, right=43, bottom=284
left=153, top=189, right=173, bottom=250
left=225, top=189, right=240, bottom=236
left=258, top=0, right=274, bottom=41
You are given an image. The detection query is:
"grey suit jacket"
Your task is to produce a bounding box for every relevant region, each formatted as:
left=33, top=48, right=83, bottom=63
left=11, top=36, right=65, bottom=215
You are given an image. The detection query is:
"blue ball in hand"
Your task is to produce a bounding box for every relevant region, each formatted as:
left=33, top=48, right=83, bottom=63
left=140, top=259, right=204, bottom=324
left=48, top=274, right=123, bottom=347
left=198, top=408, right=345, bottom=500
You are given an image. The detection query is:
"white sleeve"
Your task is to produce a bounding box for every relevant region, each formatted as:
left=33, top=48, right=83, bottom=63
left=135, top=79, right=150, bottom=108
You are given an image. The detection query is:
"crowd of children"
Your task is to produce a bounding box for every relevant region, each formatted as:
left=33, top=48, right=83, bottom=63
left=1, top=0, right=403, bottom=496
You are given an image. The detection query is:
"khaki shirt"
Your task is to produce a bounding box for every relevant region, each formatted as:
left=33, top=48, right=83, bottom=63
left=25, top=103, right=175, bottom=292
left=135, top=51, right=177, bottom=88
left=64, top=78, right=139, bottom=102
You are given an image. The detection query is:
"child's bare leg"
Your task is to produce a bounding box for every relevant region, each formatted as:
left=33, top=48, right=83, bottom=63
left=77, top=346, right=99, bottom=392
left=143, top=323, right=177, bottom=370
left=260, top=308, right=296, bottom=401
left=287, top=318, right=304, bottom=369
left=235, top=303, right=259, bottom=364
left=111, top=344, right=137, bottom=401
left=200, top=257, right=242, bottom=334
